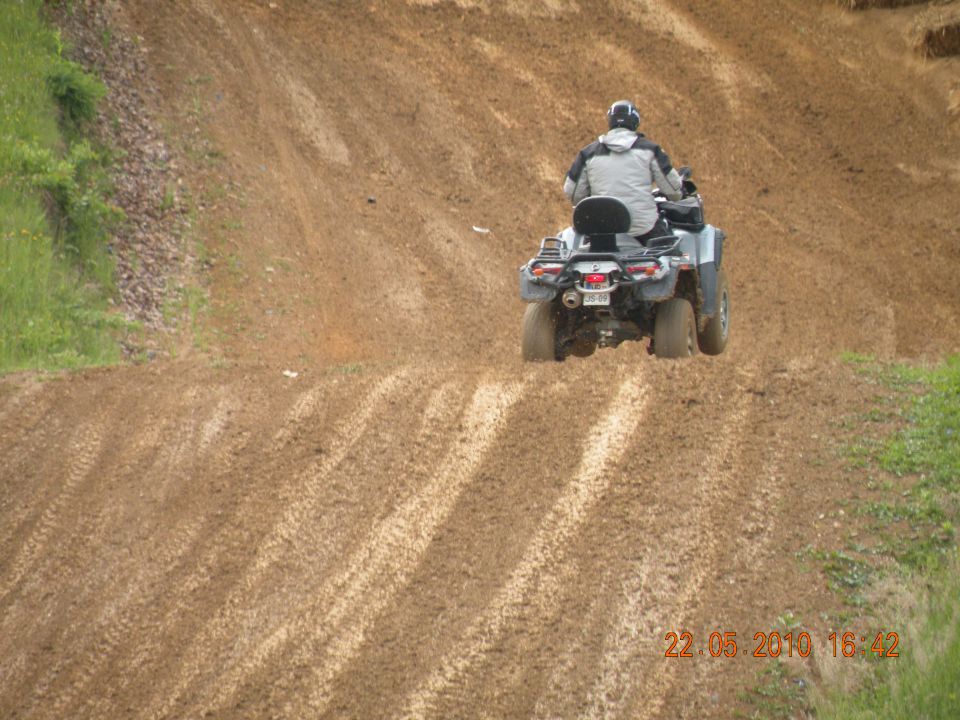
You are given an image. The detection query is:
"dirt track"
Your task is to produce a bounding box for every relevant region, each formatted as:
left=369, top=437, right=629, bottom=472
left=2, top=1, right=959, bottom=718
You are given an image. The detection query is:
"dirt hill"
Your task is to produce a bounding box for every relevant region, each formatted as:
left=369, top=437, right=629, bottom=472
left=1, top=1, right=958, bottom=718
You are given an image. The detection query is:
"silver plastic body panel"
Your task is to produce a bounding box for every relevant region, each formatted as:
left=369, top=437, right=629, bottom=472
left=518, top=266, right=558, bottom=302
left=519, top=224, right=718, bottom=304
left=673, top=225, right=717, bottom=265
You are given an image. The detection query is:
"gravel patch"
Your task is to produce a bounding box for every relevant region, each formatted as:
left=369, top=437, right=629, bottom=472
left=47, top=1, right=193, bottom=353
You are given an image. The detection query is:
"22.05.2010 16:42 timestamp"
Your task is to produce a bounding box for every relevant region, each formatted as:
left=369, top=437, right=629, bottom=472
left=664, top=630, right=901, bottom=659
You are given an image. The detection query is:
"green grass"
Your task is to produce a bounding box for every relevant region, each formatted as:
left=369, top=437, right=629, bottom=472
left=818, top=553, right=960, bottom=720
left=816, top=357, right=960, bottom=719
left=880, top=359, right=960, bottom=493
left=737, top=661, right=808, bottom=719
left=0, top=0, right=122, bottom=372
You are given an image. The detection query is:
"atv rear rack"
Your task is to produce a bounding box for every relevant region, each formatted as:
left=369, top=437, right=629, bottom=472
left=535, top=237, right=570, bottom=261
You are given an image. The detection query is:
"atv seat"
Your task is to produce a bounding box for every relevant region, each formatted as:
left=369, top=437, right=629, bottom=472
left=573, top=196, right=631, bottom=253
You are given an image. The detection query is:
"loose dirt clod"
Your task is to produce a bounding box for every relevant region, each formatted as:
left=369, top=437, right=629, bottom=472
left=837, top=0, right=929, bottom=9
left=916, top=20, right=960, bottom=57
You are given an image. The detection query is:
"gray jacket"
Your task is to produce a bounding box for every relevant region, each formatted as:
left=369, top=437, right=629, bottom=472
left=563, top=127, right=683, bottom=236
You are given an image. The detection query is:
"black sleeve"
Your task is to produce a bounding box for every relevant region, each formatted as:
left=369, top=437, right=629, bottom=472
left=567, top=141, right=606, bottom=182
left=653, top=145, right=675, bottom=177
left=567, top=149, right=588, bottom=182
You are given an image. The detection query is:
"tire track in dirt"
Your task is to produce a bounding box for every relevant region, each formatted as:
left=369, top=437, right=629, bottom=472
left=213, top=8, right=321, bottom=255
left=30, top=387, right=244, bottom=719
left=245, top=368, right=417, bottom=582
left=517, top=377, right=751, bottom=719
left=400, top=371, right=648, bottom=719
left=0, top=392, right=65, bottom=557
left=147, top=367, right=413, bottom=719
left=0, top=417, right=112, bottom=709
left=309, top=362, right=615, bottom=718
left=680, top=446, right=788, bottom=719
left=197, top=391, right=237, bottom=454
left=397, top=365, right=756, bottom=718
left=170, top=376, right=467, bottom=715
left=583, top=388, right=756, bottom=720
left=271, top=382, right=330, bottom=451
left=181, top=0, right=391, bottom=360
left=6, top=0, right=957, bottom=716
left=4, top=383, right=190, bottom=713
left=79, top=378, right=337, bottom=719
left=198, top=376, right=527, bottom=717
left=589, top=404, right=750, bottom=718
left=732, top=435, right=786, bottom=571
left=615, top=0, right=769, bottom=111
left=0, top=420, right=106, bottom=607
left=41, top=514, right=207, bottom=720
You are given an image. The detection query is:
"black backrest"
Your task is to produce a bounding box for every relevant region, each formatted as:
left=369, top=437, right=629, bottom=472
left=573, top=196, right=631, bottom=253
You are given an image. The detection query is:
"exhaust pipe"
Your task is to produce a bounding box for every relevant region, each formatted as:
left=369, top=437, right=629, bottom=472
left=562, top=289, right=582, bottom=309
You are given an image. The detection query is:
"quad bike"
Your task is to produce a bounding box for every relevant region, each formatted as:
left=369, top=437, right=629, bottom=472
left=519, top=169, right=729, bottom=361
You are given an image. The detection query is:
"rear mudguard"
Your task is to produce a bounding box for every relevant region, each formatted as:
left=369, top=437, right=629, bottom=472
left=519, top=265, right=558, bottom=302
left=671, top=225, right=725, bottom=318
left=638, top=268, right=679, bottom=302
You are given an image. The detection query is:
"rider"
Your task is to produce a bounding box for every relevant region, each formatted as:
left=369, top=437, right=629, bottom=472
left=564, top=100, right=684, bottom=244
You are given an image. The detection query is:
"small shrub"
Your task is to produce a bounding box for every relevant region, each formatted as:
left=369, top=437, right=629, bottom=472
left=47, top=59, right=106, bottom=129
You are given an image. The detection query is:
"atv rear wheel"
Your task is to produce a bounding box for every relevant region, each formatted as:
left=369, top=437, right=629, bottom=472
left=654, top=298, right=698, bottom=359
left=698, top=268, right=729, bottom=355
left=522, top=302, right=560, bottom=361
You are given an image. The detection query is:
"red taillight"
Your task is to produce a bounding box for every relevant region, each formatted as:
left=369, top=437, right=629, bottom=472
left=627, top=265, right=657, bottom=276
left=543, top=266, right=562, bottom=275
left=585, top=273, right=606, bottom=283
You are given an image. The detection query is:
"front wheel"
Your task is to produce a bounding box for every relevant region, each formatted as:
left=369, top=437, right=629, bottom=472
left=654, top=298, right=698, bottom=359
left=698, top=269, right=730, bottom=355
left=521, top=302, right=560, bottom=361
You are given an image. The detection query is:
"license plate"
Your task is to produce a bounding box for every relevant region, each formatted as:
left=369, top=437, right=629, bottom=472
left=584, top=281, right=610, bottom=306
left=584, top=293, right=610, bottom=306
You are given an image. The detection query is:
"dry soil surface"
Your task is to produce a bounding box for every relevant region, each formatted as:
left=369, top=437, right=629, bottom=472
left=2, top=1, right=959, bottom=718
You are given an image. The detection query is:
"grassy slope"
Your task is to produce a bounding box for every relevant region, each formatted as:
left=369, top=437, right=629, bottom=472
left=0, top=0, right=121, bottom=372
left=817, top=358, right=960, bottom=719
